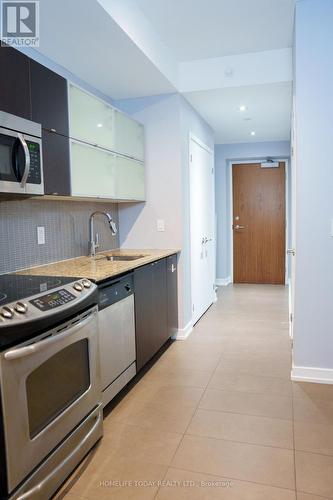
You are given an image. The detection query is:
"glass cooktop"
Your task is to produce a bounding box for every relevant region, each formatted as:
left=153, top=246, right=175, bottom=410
left=0, top=274, right=79, bottom=306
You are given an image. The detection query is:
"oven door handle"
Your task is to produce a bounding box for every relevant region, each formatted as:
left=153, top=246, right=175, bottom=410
left=16, top=411, right=102, bottom=500
left=4, top=312, right=96, bottom=361
left=17, top=133, right=31, bottom=187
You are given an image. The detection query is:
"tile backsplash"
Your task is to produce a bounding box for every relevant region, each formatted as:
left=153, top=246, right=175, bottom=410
left=0, top=198, right=119, bottom=274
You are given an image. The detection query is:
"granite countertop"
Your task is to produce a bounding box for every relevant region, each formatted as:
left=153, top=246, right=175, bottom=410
left=17, top=249, right=180, bottom=283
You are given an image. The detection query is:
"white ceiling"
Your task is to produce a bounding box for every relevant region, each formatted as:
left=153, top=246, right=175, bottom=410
left=35, top=0, right=176, bottom=99
left=185, top=82, right=293, bottom=144
left=32, top=0, right=294, bottom=143
left=136, top=0, right=296, bottom=62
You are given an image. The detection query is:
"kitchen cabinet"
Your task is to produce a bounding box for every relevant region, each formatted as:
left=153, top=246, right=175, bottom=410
left=68, top=84, right=115, bottom=151
left=167, top=254, right=178, bottom=339
left=0, top=45, right=31, bottom=120
left=42, top=131, right=71, bottom=196
left=70, top=141, right=116, bottom=199
left=134, top=259, right=168, bottom=371
left=30, top=60, right=69, bottom=136
left=70, top=141, right=145, bottom=201
left=30, top=62, right=71, bottom=196
left=114, top=109, right=144, bottom=161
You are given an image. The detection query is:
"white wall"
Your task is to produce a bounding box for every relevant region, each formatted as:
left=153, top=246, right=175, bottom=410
left=215, top=141, right=291, bottom=281
left=292, top=0, right=333, bottom=378
left=115, top=93, right=214, bottom=331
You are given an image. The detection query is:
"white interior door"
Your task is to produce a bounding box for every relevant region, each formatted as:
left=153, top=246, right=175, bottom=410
left=190, top=136, right=215, bottom=325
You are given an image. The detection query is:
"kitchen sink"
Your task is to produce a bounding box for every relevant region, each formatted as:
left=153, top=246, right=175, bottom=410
left=95, top=254, right=146, bottom=262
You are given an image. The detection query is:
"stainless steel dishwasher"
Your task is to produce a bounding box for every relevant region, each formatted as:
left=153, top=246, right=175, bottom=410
left=98, top=275, right=136, bottom=407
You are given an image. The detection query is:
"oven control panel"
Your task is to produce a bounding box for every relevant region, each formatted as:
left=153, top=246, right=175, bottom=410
left=30, top=289, right=76, bottom=311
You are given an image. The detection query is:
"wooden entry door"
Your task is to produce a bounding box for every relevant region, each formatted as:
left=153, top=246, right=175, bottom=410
left=233, top=162, right=286, bottom=284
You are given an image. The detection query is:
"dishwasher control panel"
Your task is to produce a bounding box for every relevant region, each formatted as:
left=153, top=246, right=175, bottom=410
left=98, top=275, right=134, bottom=311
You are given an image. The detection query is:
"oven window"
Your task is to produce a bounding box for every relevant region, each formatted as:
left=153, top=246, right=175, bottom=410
left=26, top=339, right=90, bottom=438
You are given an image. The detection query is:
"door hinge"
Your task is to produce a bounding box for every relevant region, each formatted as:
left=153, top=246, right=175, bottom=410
left=291, top=338, right=294, bottom=349
left=192, top=304, right=195, bottom=312
left=190, top=154, right=192, bottom=162
left=290, top=313, right=293, bottom=323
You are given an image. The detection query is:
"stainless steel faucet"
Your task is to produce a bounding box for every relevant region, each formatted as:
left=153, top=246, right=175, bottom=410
left=89, top=211, right=117, bottom=258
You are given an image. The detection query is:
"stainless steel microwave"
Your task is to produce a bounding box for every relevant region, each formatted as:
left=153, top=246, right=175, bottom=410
left=0, top=111, right=44, bottom=195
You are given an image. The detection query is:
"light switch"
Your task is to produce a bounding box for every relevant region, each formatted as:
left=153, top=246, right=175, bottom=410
left=157, top=219, right=165, bottom=232
left=37, top=226, right=45, bottom=245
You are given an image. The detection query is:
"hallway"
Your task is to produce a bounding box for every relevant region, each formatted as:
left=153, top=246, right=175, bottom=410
left=59, top=285, right=333, bottom=499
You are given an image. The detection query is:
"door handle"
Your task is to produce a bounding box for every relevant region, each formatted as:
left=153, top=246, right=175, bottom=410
left=287, top=249, right=296, bottom=256
left=233, top=224, right=245, bottom=230
left=4, top=311, right=96, bottom=360
left=17, top=134, right=31, bottom=187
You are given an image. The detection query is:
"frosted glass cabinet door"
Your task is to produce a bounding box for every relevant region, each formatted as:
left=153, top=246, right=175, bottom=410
left=69, top=85, right=115, bottom=150
left=71, top=141, right=116, bottom=199
left=114, top=156, right=145, bottom=201
left=114, top=110, right=144, bottom=161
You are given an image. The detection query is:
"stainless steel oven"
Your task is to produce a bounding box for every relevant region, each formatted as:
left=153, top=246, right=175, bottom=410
left=0, top=111, right=43, bottom=195
left=0, top=276, right=102, bottom=499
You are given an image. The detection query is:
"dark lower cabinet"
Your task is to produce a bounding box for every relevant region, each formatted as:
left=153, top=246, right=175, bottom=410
left=134, top=258, right=171, bottom=371
left=42, top=130, right=71, bottom=196
left=0, top=45, right=31, bottom=120
left=167, top=254, right=178, bottom=339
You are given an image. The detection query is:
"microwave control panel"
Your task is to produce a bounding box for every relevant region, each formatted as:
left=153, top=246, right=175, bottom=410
left=26, top=141, right=42, bottom=184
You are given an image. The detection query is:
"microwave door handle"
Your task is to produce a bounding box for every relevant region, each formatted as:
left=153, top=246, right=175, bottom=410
left=17, top=133, right=30, bottom=187
left=4, top=311, right=96, bottom=361
left=15, top=411, right=102, bottom=500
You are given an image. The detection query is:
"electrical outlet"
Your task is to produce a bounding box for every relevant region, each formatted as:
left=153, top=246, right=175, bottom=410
left=157, top=219, right=165, bottom=232
left=37, top=226, right=45, bottom=245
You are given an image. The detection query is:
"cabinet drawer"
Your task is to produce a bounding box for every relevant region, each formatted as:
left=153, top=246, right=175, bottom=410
left=114, top=109, right=144, bottom=161
left=69, top=84, right=115, bottom=151
left=70, top=141, right=116, bottom=199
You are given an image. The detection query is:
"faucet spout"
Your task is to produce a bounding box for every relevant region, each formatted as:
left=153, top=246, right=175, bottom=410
left=89, top=211, right=117, bottom=258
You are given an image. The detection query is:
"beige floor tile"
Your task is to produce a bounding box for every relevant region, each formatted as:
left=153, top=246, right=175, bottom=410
left=293, top=382, right=333, bottom=401
left=297, top=493, right=331, bottom=500
left=118, top=399, right=197, bottom=434
left=151, top=351, right=221, bottom=372
left=295, top=451, right=333, bottom=498
left=172, top=434, right=295, bottom=489
left=208, top=370, right=292, bottom=397
left=101, top=421, right=183, bottom=466
left=66, top=457, right=168, bottom=499
left=155, top=468, right=296, bottom=499
left=217, top=353, right=291, bottom=379
left=122, top=380, right=205, bottom=407
left=187, top=409, right=293, bottom=449
left=143, top=366, right=212, bottom=388
left=293, top=396, right=333, bottom=425
left=294, top=421, right=333, bottom=456
left=199, top=389, right=293, bottom=420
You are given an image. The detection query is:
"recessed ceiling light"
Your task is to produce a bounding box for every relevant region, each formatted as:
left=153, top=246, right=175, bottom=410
left=250, top=131, right=256, bottom=136
left=239, top=105, right=247, bottom=112
left=97, top=123, right=103, bottom=128
left=244, top=117, right=251, bottom=121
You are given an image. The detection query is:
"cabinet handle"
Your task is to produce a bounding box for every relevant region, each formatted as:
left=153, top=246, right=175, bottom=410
left=50, top=128, right=57, bottom=133
left=171, top=264, right=176, bottom=273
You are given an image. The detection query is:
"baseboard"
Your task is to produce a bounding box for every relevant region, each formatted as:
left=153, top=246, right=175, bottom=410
left=291, top=365, right=333, bottom=384
left=215, top=277, right=232, bottom=287
left=172, top=320, right=193, bottom=341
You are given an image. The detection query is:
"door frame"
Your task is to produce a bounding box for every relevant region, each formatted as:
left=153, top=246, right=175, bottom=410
left=189, top=132, right=215, bottom=324
left=228, top=158, right=289, bottom=285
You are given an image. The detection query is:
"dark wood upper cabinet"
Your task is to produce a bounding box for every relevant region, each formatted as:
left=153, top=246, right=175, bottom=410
left=42, top=130, right=71, bottom=196
left=0, top=45, right=31, bottom=120
left=30, top=60, right=69, bottom=136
